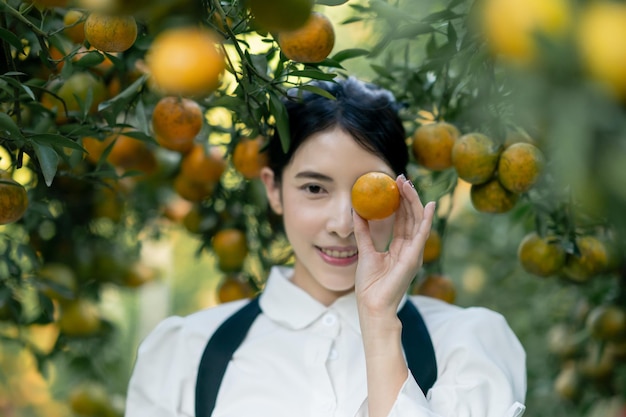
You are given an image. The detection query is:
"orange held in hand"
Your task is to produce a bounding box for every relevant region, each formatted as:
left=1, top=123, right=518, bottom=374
left=351, top=172, right=400, bottom=221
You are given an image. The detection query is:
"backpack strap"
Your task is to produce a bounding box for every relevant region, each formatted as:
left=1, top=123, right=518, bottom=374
left=195, top=297, right=437, bottom=417
left=398, top=299, right=438, bottom=395
left=195, top=297, right=262, bottom=417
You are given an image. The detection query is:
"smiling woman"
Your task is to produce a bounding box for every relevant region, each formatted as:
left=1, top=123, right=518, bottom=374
left=124, top=77, right=527, bottom=417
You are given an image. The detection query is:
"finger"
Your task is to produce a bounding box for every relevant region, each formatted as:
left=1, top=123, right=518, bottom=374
left=352, top=210, right=376, bottom=255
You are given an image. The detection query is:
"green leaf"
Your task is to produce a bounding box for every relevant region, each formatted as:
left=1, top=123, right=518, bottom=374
left=29, top=133, right=86, bottom=152
left=0, top=112, right=26, bottom=141
left=32, top=142, right=59, bottom=186
left=73, top=50, right=105, bottom=69
left=316, top=0, right=349, bottom=5
left=269, top=92, right=290, bottom=153
left=332, top=48, right=370, bottom=63
left=98, top=74, right=148, bottom=112
left=392, top=23, right=433, bottom=40
left=287, top=69, right=337, bottom=81
left=297, top=85, right=337, bottom=100
left=0, top=28, right=23, bottom=52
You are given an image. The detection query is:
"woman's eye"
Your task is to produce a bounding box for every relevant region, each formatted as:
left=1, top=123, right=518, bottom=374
left=304, top=184, right=324, bottom=194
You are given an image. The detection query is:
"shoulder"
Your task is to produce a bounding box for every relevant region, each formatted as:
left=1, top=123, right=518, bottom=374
left=408, top=295, right=525, bottom=358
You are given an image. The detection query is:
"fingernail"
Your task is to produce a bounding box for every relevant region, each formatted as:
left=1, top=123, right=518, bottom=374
left=399, top=173, right=407, bottom=181
left=408, top=179, right=415, bottom=189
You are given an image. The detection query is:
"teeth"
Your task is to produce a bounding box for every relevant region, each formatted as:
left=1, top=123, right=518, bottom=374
left=321, top=248, right=357, bottom=258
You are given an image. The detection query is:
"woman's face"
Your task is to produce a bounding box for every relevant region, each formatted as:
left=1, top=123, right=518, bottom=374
left=261, top=126, right=397, bottom=306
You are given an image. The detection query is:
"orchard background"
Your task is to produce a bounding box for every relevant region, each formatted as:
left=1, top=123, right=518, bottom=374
left=1, top=0, right=626, bottom=416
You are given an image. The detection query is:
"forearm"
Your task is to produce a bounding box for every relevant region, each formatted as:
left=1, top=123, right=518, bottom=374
left=360, top=313, right=408, bottom=417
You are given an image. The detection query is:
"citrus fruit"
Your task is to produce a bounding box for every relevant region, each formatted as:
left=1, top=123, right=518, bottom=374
left=40, top=72, right=107, bottom=124
left=146, top=26, right=225, bottom=97
left=553, top=361, right=582, bottom=401
left=411, top=122, right=460, bottom=171
left=58, top=298, right=101, bottom=337
left=63, top=10, right=86, bottom=44
left=497, top=142, right=544, bottom=193
left=470, top=178, right=519, bottom=213
left=69, top=383, right=110, bottom=417
left=84, top=13, right=137, bottom=52
left=423, top=229, right=442, bottom=264
left=0, top=178, right=28, bottom=224
left=451, top=132, right=501, bottom=184
left=173, top=174, right=216, bottom=202
left=218, top=274, right=254, bottom=303
left=517, top=232, right=566, bottom=277
left=180, top=144, right=227, bottom=184
left=351, top=172, right=400, bottom=221
left=413, top=274, right=456, bottom=304
left=562, top=235, right=609, bottom=282
left=105, top=130, right=158, bottom=176
left=152, top=96, right=203, bottom=153
left=278, top=12, right=335, bottom=63
left=247, top=0, right=313, bottom=32
left=38, top=263, right=77, bottom=301
left=212, top=228, right=249, bottom=272
left=577, top=2, right=626, bottom=99
left=122, top=262, right=157, bottom=288
left=232, top=136, right=269, bottom=179
left=586, top=304, right=626, bottom=341
left=478, top=0, right=571, bottom=63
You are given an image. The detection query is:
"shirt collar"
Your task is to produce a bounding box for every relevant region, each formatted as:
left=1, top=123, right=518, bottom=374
left=259, top=266, right=363, bottom=333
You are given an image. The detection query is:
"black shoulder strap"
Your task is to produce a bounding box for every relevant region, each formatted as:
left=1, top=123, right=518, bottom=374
left=195, top=297, right=261, bottom=417
left=397, top=299, right=438, bottom=395
left=195, top=297, right=437, bottom=417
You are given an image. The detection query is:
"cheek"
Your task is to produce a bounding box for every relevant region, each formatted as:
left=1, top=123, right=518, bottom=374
left=368, top=216, right=395, bottom=251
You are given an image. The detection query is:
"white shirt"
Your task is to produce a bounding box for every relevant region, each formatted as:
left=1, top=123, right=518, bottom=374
left=125, top=266, right=526, bottom=417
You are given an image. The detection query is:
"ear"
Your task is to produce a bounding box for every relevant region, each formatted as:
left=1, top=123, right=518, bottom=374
left=260, top=167, right=283, bottom=215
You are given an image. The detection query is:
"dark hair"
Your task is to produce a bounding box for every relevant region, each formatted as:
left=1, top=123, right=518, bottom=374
left=267, top=77, right=408, bottom=182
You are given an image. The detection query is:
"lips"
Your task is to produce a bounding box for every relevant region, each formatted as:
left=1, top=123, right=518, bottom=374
left=319, top=247, right=358, bottom=258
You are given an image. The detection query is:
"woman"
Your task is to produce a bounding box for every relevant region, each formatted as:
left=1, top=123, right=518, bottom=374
left=125, top=77, right=526, bottom=417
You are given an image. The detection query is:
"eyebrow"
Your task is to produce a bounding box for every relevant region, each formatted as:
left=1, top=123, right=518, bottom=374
left=294, top=171, right=333, bottom=182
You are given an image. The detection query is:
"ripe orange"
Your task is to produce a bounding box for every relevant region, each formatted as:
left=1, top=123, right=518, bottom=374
left=478, top=0, right=571, bottom=63
left=180, top=144, right=227, bottom=184
left=423, top=229, right=442, bottom=264
left=0, top=178, right=28, bottom=224
left=217, top=274, right=254, bottom=303
left=146, top=26, right=225, bottom=97
left=69, top=383, right=110, bottom=417
left=152, top=96, right=203, bottom=153
left=470, top=178, right=519, bottom=213
left=84, top=13, right=137, bottom=52
left=212, top=228, right=249, bottom=272
left=586, top=304, right=626, bottom=341
left=411, top=122, right=460, bottom=171
left=497, top=142, right=544, bottom=193
left=553, top=361, right=582, bottom=401
left=58, top=298, right=101, bottom=337
left=351, top=172, right=400, bottom=221
left=413, top=274, right=456, bottom=304
left=517, top=232, right=566, bottom=277
left=451, top=132, right=501, bottom=184
left=232, top=136, right=269, bottom=179
left=562, top=235, right=609, bottom=283
left=122, top=262, right=157, bottom=288
left=278, top=12, right=335, bottom=63
left=63, top=10, right=86, bottom=44
left=40, top=72, right=107, bottom=124
left=173, top=173, right=216, bottom=202
left=577, top=2, right=626, bottom=99
left=105, top=130, right=158, bottom=176
left=247, top=0, right=313, bottom=32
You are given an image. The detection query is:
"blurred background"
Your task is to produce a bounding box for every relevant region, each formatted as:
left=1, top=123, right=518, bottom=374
left=1, top=0, right=626, bottom=416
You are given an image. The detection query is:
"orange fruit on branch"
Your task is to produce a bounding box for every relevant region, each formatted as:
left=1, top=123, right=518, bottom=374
left=423, top=229, right=442, bottom=264
left=58, top=298, right=101, bottom=337
left=180, top=144, right=227, bottom=184
left=212, top=228, right=249, bottom=272
left=63, top=9, right=86, bottom=44
left=84, top=13, right=138, bottom=52
left=152, top=96, right=203, bottom=153
left=146, top=26, right=225, bottom=97
left=40, top=72, right=107, bottom=124
left=232, top=136, right=269, bottom=179
left=351, top=172, right=400, bottom=221
left=278, top=12, right=335, bottom=63
left=562, top=235, right=609, bottom=283
left=247, top=0, right=313, bottom=32
left=413, top=274, right=456, bottom=304
left=517, top=232, right=566, bottom=277
left=105, top=130, right=158, bottom=176
left=451, top=132, right=501, bottom=184
left=470, top=178, right=519, bottom=213
left=411, top=122, right=459, bottom=171
left=586, top=304, right=626, bottom=341
left=497, top=142, right=545, bottom=193
left=218, top=274, right=254, bottom=303
left=0, top=178, right=28, bottom=224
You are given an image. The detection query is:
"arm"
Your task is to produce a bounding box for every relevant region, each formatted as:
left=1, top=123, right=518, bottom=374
left=353, top=175, right=436, bottom=417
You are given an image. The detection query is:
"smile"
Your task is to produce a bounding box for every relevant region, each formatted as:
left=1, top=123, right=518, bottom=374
left=318, top=248, right=358, bottom=259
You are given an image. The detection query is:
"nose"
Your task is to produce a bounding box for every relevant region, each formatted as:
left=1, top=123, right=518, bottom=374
left=326, top=192, right=353, bottom=238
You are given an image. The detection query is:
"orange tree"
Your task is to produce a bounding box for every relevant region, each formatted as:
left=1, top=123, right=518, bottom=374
left=1, top=0, right=626, bottom=416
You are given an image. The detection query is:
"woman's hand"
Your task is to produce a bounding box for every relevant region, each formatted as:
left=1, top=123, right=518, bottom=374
left=353, top=174, right=436, bottom=318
